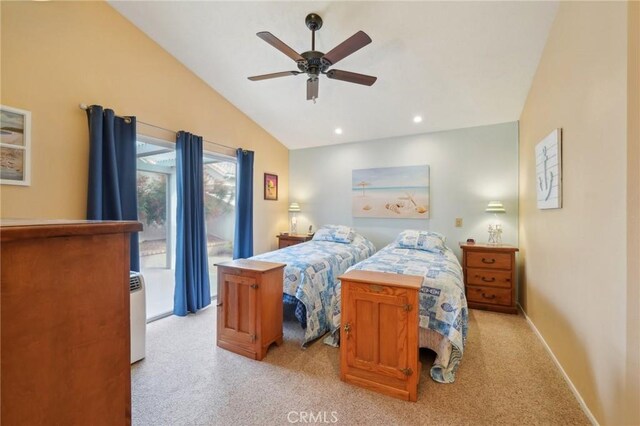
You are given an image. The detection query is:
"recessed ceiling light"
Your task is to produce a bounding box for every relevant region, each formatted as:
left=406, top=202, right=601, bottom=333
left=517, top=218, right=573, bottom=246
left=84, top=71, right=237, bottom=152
left=335, top=128, right=343, bottom=135
left=413, top=116, right=423, bottom=123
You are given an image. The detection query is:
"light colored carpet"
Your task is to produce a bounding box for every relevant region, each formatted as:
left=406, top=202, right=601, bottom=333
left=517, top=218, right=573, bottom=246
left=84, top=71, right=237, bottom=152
left=132, top=306, right=589, bottom=425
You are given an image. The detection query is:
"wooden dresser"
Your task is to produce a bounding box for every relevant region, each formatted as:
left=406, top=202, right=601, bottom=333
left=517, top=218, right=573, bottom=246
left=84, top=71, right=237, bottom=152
left=277, top=233, right=313, bottom=249
left=339, top=270, right=423, bottom=402
left=460, top=243, right=519, bottom=314
left=1, top=219, right=142, bottom=425
left=215, top=259, right=286, bottom=360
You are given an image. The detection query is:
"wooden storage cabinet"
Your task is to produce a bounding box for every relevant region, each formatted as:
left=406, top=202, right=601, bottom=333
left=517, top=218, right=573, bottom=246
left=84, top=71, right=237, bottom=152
left=216, top=259, right=286, bottom=360
left=460, top=243, right=519, bottom=314
left=1, top=220, right=141, bottom=425
left=339, top=270, right=423, bottom=402
left=277, top=233, right=313, bottom=249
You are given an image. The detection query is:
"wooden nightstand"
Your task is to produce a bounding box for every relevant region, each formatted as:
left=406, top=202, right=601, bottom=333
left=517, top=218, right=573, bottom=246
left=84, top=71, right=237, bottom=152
left=460, top=243, right=519, bottom=314
left=215, top=259, right=286, bottom=360
left=276, top=233, right=313, bottom=249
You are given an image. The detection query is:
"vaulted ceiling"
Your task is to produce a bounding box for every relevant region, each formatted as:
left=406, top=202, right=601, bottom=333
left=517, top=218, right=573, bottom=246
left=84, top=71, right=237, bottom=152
left=110, top=1, right=558, bottom=150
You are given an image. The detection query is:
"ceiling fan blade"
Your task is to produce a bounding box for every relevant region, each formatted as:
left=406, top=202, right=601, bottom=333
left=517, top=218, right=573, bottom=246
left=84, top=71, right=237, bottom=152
left=248, top=71, right=301, bottom=81
left=326, top=69, right=377, bottom=86
left=322, top=31, right=372, bottom=66
left=307, top=78, right=319, bottom=100
left=256, top=32, right=305, bottom=62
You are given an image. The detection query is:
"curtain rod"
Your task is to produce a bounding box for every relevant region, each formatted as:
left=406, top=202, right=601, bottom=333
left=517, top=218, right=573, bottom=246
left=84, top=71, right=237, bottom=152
left=79, top=103, right=237, bottom=151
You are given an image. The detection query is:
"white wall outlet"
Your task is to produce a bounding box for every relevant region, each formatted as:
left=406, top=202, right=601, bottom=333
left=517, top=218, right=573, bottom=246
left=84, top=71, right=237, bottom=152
left=455, top=218, right=463, bottom=227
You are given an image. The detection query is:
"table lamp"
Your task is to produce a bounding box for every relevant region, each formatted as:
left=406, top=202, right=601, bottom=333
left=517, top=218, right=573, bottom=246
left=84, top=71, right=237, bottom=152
left=485, top=201, right=505, bottom=244
left=288, top=202, right=301, bottom=234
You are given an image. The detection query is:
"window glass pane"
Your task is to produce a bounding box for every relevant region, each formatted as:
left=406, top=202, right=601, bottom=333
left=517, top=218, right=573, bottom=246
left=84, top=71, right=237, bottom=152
left=204, top=157, right=236, bottom=297
left=137, top=170, right=168, bottom=269
left=137, top=140, right=176, bottom=322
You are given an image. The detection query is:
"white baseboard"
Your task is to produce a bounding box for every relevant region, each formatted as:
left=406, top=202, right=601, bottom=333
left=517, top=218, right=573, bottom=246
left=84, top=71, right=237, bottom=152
left=518, top=304, right=599, bottom=426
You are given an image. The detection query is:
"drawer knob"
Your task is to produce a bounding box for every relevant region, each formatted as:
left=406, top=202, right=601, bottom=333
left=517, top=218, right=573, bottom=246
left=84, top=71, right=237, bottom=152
left=481, top=258, right=496, bottom=264
left=481, top=276, right=496, bottom=283
left=482, top=293, right=496, bottom=300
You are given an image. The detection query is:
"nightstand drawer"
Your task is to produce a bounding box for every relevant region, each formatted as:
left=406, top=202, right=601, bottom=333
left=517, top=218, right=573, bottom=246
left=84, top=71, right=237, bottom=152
left=278, top=239, right=299, bottom=249
left=277, top=234, right=313, bottom=249
left=466, top=252, right=512, bottom=270
left=466, top=286, right=511, bottom=306
left=466, top=268, right=512, bottom=288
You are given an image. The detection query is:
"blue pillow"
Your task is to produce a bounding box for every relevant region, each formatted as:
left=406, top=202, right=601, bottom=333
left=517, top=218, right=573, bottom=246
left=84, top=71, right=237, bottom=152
left=395, top=230, right=446, bottom=253
left=312, top=225, right=356, bottom=244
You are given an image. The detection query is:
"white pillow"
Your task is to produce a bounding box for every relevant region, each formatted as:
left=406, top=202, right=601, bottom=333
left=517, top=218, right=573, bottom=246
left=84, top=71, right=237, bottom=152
left=312, top=225, right=356, bottom=244
left=395, top=229, right=446, bottom=253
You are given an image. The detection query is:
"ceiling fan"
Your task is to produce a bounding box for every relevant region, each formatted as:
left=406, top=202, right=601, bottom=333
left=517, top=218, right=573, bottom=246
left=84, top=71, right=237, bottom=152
left=248, top=13, right=377, bottom=102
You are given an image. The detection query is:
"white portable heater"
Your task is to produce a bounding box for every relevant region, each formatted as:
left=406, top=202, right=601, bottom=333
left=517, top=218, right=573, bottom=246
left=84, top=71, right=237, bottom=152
left=129, top=271, right=147, bottom=363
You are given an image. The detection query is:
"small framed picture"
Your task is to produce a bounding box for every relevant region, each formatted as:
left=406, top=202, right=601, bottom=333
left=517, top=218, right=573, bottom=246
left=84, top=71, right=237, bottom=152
left=264, top=173, right=278, bottom=200
left=1, top=105, right=31, bottom=186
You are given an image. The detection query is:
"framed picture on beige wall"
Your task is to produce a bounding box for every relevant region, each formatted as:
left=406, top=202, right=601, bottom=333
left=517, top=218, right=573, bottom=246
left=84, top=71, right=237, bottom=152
left=0, top=105, right=31, bottom=186
left=264, top=173, right=278, bottom=200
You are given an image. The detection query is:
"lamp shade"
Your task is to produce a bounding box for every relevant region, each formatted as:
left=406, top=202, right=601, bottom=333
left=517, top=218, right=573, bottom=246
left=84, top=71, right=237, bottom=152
left=485, top=201, right=506, bottom=213
left=288, top=202, right=301, bottom=212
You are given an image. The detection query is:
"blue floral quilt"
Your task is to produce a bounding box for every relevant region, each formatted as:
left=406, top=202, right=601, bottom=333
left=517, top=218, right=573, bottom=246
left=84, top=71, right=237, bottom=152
left=331, top=243, right=468, bottom=383
left=251, top=235, right=376, bottom=345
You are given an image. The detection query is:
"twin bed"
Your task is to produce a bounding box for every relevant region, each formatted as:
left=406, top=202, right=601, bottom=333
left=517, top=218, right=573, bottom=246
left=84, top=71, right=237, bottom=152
left=252, top=227, right=376, bottom=345
left=250, top=226, right=468, bottom=384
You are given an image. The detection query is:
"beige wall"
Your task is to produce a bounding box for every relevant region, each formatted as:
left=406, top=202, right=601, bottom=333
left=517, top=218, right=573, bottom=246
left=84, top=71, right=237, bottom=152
left=626, top=2, right=640, bottom=424
left=0, top=1, right=289, bottom=254
left=519, top=2, right=638, bottom=424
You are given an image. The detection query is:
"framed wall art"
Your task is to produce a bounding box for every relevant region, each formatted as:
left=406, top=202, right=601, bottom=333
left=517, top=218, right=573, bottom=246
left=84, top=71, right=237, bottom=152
left=264, top=173, right=278, bottom=201
left=1, top=105, right=31, bottom=186
left=352, top=165, right=430, bottom=219
left=535, top=129, right=562, bottom=209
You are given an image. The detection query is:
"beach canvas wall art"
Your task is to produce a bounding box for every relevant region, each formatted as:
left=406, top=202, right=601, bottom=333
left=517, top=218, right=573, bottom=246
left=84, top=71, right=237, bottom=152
left=352, top=165, right=430, bottom=219
left=1, top=105, right=31, bottom=186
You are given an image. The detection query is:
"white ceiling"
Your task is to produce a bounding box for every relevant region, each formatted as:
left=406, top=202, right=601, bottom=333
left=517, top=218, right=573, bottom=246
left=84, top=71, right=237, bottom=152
left=109, top=1, right=558, bottom=150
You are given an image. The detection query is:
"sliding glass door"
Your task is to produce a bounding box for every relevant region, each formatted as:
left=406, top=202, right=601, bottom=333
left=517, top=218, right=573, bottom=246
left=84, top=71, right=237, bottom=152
left=136, top=139, right=176, bottom=321
left=203, top=155, right=236, bottom=297
left=136, top=138, right=236, bottom=321
left=137, top=170, right=170, bottom=269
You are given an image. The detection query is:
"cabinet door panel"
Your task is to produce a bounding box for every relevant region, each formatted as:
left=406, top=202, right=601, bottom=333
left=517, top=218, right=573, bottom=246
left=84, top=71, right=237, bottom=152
left=379, top=302, right=406, bottom=368
left=219, top=273, right=256, bottom=345
left=345, top=289, right=408, bottom=381
left=225, top=281, right=238, bottom=330
left=354, top=299, right=376, bottom=362
left=237, top=283, right=253, bottom=334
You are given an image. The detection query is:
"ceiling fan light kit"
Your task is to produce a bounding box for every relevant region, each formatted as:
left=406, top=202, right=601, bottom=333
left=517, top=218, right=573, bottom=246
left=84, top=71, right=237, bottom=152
left=248, top=13, right=377, bottom=102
